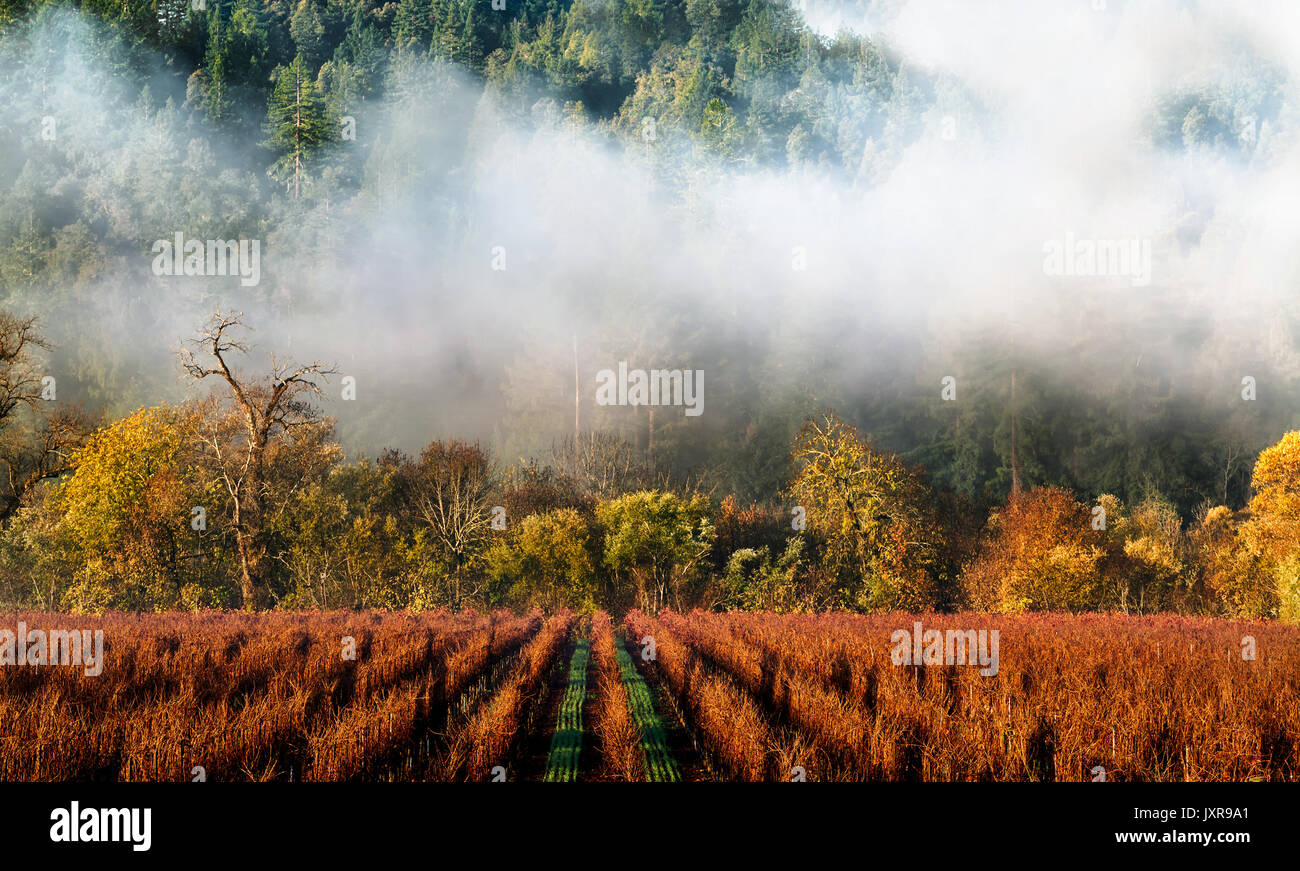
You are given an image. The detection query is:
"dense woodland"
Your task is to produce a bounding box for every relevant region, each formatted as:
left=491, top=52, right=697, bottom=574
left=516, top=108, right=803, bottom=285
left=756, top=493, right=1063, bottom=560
left=0, top=1, right=1297, bottom=616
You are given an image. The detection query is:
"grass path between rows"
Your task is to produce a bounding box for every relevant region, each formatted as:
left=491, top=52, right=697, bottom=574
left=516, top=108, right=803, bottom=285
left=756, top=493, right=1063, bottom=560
left=543, top=638, right=589, bottom=781
left=618, top=642, right=681, bottom=782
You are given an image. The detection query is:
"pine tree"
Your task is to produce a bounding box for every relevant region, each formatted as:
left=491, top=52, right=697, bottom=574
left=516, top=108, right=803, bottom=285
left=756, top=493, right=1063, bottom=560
left=202, top=8, right=232, bottom=122
left=264, top=55, right=333, bottom=199
left=289, top=0, right=328, bottom=70
left=393, top=0, right=432, bottom=51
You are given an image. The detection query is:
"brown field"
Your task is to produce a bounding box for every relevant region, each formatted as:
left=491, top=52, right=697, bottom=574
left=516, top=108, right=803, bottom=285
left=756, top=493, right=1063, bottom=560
left=0, top=609, right=1296, bottom=782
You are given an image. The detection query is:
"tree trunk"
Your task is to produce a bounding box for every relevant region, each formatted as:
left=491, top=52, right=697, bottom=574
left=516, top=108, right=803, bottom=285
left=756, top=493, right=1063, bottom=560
left=1010, top=368, right=1023, bottom=499
left=233, top=519, right=270, bottom=610
left=234, top=457, right=270, bottom=610
left=573, top=333, right=580, bottom=478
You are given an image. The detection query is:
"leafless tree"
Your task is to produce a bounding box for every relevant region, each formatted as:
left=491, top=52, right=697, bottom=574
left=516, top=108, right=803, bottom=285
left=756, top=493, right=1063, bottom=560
left=0, top=314, right=96, bottom=519
left=0, top=406, right=97, bottom=520
left=181, top=311, right=337, bottom=610
left=552, top=432, right=665, bottom=500
left=405, top=441, right=495, bottom=608
left=0, top=314, right=45, bottom=421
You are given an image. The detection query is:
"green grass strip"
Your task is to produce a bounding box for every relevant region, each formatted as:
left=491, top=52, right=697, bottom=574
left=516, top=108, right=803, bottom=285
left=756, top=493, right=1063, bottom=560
left=616, top=643, right=681, bottom=782
left=543, top=638, right=590, bottom=782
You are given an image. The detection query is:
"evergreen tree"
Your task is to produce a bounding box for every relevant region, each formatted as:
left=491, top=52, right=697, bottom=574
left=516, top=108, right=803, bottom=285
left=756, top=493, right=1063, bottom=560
left=264, top=54, right=334, bottom=198
left=289, top=0, right=328, bottom=70
left=201, top=7, right=232, bottom=121
left=393, top=0, right=432, bottom=51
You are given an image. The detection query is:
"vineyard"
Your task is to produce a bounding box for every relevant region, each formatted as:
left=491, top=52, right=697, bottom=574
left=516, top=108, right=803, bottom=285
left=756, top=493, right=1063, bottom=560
left=1, top=609, right=1297, bottom=782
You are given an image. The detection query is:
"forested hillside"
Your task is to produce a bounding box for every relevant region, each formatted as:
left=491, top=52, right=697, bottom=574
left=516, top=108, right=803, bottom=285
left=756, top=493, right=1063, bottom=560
left=0, top=1, right=1297, bottom=615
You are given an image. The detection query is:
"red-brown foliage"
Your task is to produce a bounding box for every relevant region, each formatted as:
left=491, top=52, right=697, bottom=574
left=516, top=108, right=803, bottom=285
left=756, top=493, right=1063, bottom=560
left=0, top=610, right=539, bottom=781
left=436, top=612, right=574, bottom=781
left=590, top=611, right=642, bottom=780
left=640, top=609, right=1300, bottom=781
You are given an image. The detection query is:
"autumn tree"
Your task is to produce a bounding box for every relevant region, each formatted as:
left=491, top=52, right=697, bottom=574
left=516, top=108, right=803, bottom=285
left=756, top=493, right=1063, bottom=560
left=721, top=537, right=811, bottom=612
left=273, top=459, right=440, bottom=610
left=784, top=412, right=947, bottom=611
left=180, top=311, right=337, bottom=610
left=1114, top=492, right=1192, bottom=613
left=962, top=486, right=1123, bottom=613
left=1189, top=504, right=1273, bottom=618
left=1241, top=431, right=1300, bottom=621
left=500, top=459, right=589, bottom=518
left=50, top=405, right=218, bottom=610
left=711, top=495, right=788, bottom=574
left=402, top=440, right=497, bottom=608
left=595, top=489, right=714, bottom=612
left=486, top=507, right=598, bottom=610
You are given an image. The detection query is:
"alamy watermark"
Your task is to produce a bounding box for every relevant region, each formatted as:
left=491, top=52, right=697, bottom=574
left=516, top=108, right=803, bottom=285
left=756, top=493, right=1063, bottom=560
left=50, top=801, right=150, bottom=852
left=152, top=233, right=261, bottom=287
left=595, top=362, right=703, bottom=417
left=890, top=621, right=999, bottom=676
left=1042, top=232, right=1151, bottom=287
left=0, top=622, right=105, bottom=676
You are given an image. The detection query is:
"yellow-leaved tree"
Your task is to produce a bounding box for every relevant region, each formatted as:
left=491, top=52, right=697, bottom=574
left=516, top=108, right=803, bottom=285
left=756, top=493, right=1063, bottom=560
left=1241, top=431, right=1300, bottom=621
left=1188, top=504, right=1271, bottom=618
left=784, top=412, right=946, bottom=611
left=962, top=486, right=1115, bottom=613
left=53, top=404, right=217, bottom=611
left=485, top=507, right=599, bottom=611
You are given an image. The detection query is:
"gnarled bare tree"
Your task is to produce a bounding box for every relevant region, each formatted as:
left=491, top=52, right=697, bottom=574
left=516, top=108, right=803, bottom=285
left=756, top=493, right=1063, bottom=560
left=181, top=311, right=337, bottom=610
left=0, top=314, right=96, bottom=520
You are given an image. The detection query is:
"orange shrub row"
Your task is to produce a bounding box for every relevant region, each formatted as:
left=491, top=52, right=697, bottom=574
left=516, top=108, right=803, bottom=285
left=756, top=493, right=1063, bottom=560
left=625, top=611, right=778, bottom=781
left=436, top=612, right=574, bottom=781
left=654, top=610, right=1300, bottom=781
left=590, top=611, right=642, bottom=780
left=0, top=610, right=538, bottom=781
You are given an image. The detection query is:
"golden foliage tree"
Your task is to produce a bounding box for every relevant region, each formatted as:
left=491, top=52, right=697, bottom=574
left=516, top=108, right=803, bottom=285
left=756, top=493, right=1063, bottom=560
left=784, top=412, right=945, bottom=611
left=1242, top=431, right=1300, bottom=621
left=596, top=490, right=714, bottom=612
left=1190, top=504, right=1273, bottom=618
left=486, top=507, right=598, bottom=611
left=51, top=405, right=206, bottom=610
left=963, top=486, right=1116, bottom=613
